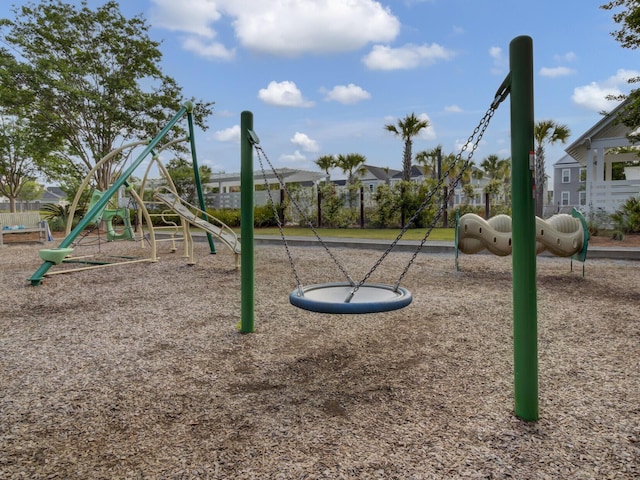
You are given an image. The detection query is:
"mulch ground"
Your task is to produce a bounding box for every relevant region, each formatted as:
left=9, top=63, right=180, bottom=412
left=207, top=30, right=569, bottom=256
left=0, top=238, right=638, bottom=479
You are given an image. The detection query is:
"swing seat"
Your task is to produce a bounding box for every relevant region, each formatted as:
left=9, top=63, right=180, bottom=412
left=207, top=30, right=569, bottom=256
left=289, top=282, right=412, bottom=314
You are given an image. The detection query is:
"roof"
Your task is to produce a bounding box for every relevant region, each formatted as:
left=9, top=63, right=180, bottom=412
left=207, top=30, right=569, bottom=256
left=553, top=154, right=582, bottom=167
left=206, top=168, right=324, bottom=187
left=565, top=98, right=637, bottom=163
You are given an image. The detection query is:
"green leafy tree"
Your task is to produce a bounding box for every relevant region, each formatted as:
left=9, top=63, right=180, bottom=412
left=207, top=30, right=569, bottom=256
left=384, top=113, right=429, bottom=182
left=534, top=120, right=570, bottom=217
left=17, top=179, right=45, bottom=202
left=601, top=2, right=640, bottom=141
left=0, top=115, right=54, bottom=212
left=0, top=0, right=213, bottom=191
left=166, top=158, right=212, bottom=205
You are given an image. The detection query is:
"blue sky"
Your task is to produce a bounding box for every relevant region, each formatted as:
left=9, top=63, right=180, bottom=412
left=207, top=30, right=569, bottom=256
left=2, top=0, right=638, bottom=183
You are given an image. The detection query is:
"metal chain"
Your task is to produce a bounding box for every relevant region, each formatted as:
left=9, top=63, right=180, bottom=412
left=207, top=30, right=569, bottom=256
left=254, top=145, right=356, bottom=291
left=352, top=100, right=500, bottom=295
left=252, top=86, right=506, bottom=300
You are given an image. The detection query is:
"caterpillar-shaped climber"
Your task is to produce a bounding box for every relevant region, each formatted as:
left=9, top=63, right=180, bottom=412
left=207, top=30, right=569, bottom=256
left=457, top=212, right=587, bottom=257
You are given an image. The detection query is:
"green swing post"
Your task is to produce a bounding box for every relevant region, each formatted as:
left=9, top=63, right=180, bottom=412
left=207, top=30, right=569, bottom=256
left=240, top=111, right=255, bottom=333
left=509, top=35, right=538, bottom=421
left=187, top=104, right=216, bottom=254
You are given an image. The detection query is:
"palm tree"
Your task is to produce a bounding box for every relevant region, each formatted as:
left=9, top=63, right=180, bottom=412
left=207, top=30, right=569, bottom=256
left=335, top=153, right=367, bottom=185
left=385, top=113, right=429, bottom=182
left=534, top=120, right=570, bottom=217
left=415, top=146, right=441, bottom=179
left=335, top=153, right=367, bottom=211
left=314, top=154, right=336, bottom=184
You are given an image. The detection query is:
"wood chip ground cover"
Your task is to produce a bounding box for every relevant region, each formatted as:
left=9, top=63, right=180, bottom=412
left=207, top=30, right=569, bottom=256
left=0, top=240, right=638, bottom=479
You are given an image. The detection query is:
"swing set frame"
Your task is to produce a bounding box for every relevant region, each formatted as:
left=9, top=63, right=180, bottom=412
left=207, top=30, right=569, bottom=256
left=239, top=36, right=539, bottom=422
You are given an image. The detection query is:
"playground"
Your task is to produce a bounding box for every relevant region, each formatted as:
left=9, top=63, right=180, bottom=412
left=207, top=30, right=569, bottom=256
left=0, top=240, right=638, bottom=478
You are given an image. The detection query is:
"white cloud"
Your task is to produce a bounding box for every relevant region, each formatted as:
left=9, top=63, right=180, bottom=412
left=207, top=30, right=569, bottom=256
left=417, top=112, right=437, bottom=141
left=362, top=43, right=455, bottom=70
left=572, top=69, right=640, bottom=111
left=182, top=36, right=236, bottom=60
left=227, top=0, right=400, bottom=56
left=280, top=150, right=307, bottom=164
left=489, top=46, right=506, bottom=75
left=444, top=105, right=462, bottom=113
left=291, top=132, right=320, bottom=152
left=553, top=52, right=577, bottom=63
left=539, top=66, right=576, bottom=78
left=324, top=84, right=372, bottom=104
left=258, top=81, right=315, bottom=108
left=150, top=0, right=221, bottom=38
left=213, top=125, right=240, bottom=142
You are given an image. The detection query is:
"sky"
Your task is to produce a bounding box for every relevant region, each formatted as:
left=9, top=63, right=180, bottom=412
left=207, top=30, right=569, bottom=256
left=1, top=0, right=639, bottom=184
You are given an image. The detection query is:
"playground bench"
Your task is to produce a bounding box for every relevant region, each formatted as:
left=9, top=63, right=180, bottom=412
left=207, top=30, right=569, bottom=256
left=0, top=212, right=46, bottom=246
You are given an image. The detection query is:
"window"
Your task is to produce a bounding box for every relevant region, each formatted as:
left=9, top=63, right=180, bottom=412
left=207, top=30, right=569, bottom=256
left=562, top=169, right=570, bottom=183
left=368, top=184, right=374, bottom=192
left=579, top=168, right=586, bottom=183
left=561, top=191, right=570, bottom=206
left=579, top=191, right=586, bottom=206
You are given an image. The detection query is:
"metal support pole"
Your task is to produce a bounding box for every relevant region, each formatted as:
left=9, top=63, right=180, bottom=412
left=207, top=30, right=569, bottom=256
left=509, top=35, right=538, bottom=421
left=187, top=106, right=216, bottom=254
left=240, top=111, right=255, bottom=333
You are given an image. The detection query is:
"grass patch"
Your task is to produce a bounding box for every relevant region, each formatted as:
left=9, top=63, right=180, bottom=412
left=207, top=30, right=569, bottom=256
left=246, top=227, right=455, bottom=242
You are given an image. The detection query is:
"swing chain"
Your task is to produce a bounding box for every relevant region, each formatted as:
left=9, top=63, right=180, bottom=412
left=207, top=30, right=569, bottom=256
left=354, top=100, right=500, bottom=294
left=255, top=147, right=304, bottom=292
left=393, top=104, right=497, bottom=288
left=254, top=145, right=356, bottom=290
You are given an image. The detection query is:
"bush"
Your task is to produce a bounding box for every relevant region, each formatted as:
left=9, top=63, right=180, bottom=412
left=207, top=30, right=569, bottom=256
left=208, top=208, right=241, bottom=227
left=254, top=204, right=279, bottom=228
left=370, top=184, right=399, bottom=228
left=611, top=196, right=640, bottom=233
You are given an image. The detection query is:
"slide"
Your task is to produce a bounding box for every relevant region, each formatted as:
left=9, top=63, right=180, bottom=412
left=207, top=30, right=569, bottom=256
left=457, top=209, right=588, bottom=258
left=154, top=191, right=241, bottom=255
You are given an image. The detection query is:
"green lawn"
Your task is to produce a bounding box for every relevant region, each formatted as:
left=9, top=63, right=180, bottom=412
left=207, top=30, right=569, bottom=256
left=244, top=226, right=456, bottom=242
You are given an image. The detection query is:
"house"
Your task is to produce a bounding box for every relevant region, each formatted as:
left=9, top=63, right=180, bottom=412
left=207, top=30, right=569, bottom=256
left=551, top=154, right=585, bottom=214
left=204, top=168, right=324, bottom=209
left=560, top=98, right=640, bottom=216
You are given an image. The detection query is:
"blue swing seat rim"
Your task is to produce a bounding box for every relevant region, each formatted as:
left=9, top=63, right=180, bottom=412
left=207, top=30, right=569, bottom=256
left=289, top=282, right=413, bottom=314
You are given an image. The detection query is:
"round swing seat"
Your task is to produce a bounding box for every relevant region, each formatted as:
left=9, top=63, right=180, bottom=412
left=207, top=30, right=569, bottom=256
left=289, top=282, right=412, bottom=314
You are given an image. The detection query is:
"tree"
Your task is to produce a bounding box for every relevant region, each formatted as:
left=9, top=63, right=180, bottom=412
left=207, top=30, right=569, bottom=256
left=0, top=115, right=53, bottom=212
left=335, top=153, right=367, bottom=212
left=415, top=147, right=441, bottom=179
left=166, top=158, right=212, bottom=205
left=0, top=0, right=213, bottom=192
left=601, top=1, right=640, bottom=141
left=384, top=113, right=429, bottom=182
left=479, top=154, right=511, bottom=207
left=335, top=153, right=367, bottom=185
left=314, top=154, right=336, bottom=183
left=534, top=120, right=570, bottom=217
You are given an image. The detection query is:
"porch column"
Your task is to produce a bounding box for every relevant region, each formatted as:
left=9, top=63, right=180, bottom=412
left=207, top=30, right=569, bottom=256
left=586, top=148, right=594, bottom=215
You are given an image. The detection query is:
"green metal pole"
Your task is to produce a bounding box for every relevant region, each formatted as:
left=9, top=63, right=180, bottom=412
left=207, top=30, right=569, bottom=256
left=509, top=35, right=538, bottom=421
left=29, top=104, right=189, bottom=286
left=186, top=103, right=216, bottom=254
left=240, top=111, right=255, bottom=333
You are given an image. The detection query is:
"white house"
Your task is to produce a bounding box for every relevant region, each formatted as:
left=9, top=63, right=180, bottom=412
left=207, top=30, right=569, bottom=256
left=563, top=98, right=640, bottom=216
